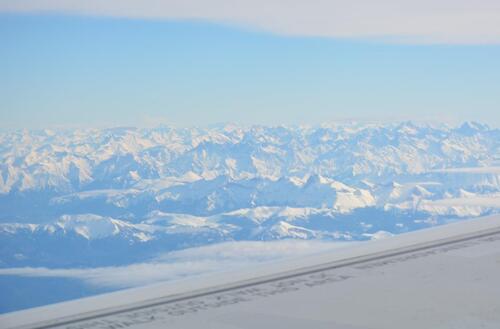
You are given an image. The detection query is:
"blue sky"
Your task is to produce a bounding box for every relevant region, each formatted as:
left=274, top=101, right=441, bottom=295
left=1, top=13, right=500, bottom=128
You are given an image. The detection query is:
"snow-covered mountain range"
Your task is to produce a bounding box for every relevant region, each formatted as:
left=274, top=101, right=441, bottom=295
left=1, top=121, right=500, bottom=267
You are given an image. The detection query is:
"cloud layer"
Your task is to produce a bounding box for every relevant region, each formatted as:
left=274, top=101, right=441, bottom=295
left=1, top=0, right=500, bottom=44
left=0, top=240, right=352, bottom=289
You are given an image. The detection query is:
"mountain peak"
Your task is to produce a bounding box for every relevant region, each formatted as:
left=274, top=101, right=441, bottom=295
left=456, top=121, right=489, bottom=135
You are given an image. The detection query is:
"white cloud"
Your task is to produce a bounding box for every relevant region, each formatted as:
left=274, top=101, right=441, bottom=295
left=430, top=167, right=500, bottom=174
left=0, top=240, right=353, bottom=289
left=1, top=0, right=500, bottom=44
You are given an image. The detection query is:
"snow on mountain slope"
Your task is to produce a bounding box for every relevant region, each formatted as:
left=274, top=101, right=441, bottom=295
left=1, top=122, right=499, bottom=194
left=54, top=214, right=142, bottom=240
left=1, top=122, right=500, bottom=268
left=0, top=214, right=149, bottom=241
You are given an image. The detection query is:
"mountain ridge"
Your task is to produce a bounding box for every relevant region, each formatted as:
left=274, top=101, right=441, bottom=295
left=1, top=122, right=499, bottom=267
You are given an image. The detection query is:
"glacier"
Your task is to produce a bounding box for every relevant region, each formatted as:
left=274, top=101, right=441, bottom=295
left=1, top=121, right=500, bottom=268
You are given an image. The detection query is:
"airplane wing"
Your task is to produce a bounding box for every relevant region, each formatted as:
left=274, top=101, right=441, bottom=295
left=2, top=214, right=500, bottom=329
